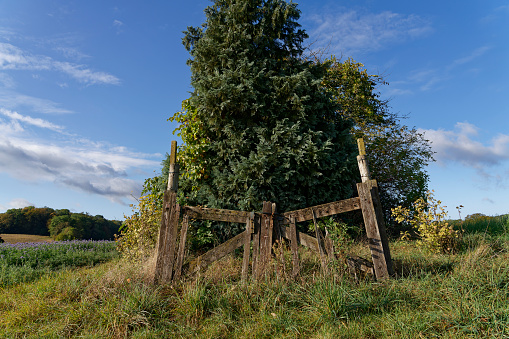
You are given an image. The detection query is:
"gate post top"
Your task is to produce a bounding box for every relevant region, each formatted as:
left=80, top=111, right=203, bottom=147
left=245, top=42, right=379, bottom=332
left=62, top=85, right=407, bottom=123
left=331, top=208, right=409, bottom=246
left=357, top=138, right=366, bottom=156
left=170, top=140, right=177, bottom=164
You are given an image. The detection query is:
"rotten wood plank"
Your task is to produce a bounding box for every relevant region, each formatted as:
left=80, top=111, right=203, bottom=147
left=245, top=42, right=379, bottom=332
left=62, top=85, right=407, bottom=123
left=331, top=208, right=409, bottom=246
left=183, top=206, right=251, bottom=224
left=256, top=201, right=273, bottom=279
left=153, top=191, right=179, bottom=284
left=173, top=214, right=189, bottom=281
left=251, top=214, right=261, bottom=276
left=347, top=255, right=375, bottom=281
left=272, top=203, right=286, bottom=279
left=289, top=216, right=300, bottom=278
left=241, top=213, right=254, bottom=281
left=166, top=202, right=180, bottom=281
left=357, top=180, right=394, bottom=280
left=312, top=209, right=329, bottom=272
left=188, top=231, right=246, bottom=274
left=324, top=236, right=336, bottom=262
left=281, top=198, right=361, bottom=224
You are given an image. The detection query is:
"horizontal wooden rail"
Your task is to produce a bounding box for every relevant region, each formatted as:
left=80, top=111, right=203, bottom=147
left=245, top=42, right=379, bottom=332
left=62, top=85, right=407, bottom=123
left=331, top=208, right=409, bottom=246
left=280, top=226, right=319, bottom=253
left=187, top=230, right=246, bottom=274
left=183, top=206, right=252, bottom=223
left=281, top=197, right=361, bottom=224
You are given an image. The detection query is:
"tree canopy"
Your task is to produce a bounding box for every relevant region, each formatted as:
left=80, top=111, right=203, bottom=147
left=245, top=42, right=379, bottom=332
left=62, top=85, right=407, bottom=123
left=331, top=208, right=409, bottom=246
left=0, top=206, right=121, bottom=241
left=321, top=57, right=435, bottom=227
left=171, top=0, right=357, bottom=224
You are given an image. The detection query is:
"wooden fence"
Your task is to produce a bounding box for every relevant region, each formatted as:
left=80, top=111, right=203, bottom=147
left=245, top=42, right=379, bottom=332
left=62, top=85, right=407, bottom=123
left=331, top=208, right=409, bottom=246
left=153, top=140, right=394, bottom=284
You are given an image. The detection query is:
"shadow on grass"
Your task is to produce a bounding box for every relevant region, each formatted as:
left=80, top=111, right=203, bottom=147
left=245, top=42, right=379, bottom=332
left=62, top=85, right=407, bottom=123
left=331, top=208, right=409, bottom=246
left=391, top=257, right=456, bottom=279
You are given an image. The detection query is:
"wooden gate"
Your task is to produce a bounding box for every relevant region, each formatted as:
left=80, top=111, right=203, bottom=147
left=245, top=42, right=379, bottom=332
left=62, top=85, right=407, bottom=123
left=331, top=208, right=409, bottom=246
left=153, top=140, right=394, bottom=284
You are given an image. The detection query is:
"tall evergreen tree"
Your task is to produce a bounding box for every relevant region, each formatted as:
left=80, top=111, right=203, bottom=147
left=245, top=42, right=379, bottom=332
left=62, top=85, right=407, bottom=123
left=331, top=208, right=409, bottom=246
left=173, top=0, right=357, bottom=223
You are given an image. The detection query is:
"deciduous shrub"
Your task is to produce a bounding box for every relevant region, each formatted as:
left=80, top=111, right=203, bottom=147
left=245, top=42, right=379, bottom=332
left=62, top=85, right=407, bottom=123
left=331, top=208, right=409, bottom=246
left=392, top=190, right=459, bottom=253
left=116, top=193, right=161, bottom=262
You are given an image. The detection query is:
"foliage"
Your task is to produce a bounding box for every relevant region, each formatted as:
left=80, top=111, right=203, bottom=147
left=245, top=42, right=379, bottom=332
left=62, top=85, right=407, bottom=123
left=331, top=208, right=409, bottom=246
left=365, top=124, right=433, bottom=228
left=115, top=154, right=173, bottom=261
left=47, top=212, right=120, bottom=241
left=392, top=190, right=460, bottom=253
left=0, top=206, right=120, bottom=240
left=117, top=194, right=162, bottom=262
left=321, top=57, right=435, bottom=229
left=309, top=217, right=357, bottom=259
left=171, top=0, right=357, bottom=244
left=0, top=206, right=54, bottom=235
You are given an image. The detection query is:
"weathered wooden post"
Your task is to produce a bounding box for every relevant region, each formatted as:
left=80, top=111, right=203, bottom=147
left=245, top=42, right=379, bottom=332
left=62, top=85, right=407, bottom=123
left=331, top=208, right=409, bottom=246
left=241, top=212, right=255, bottom=281
left=356, top=138, right=371, bottom=183
left=289, top=216, right=300, bottom=278
left=356, top=138, right=394, bottom=279
left=312, top=209, right=329, bottom=273
left=153, top=141, right=181, bottom=284
left=167, top=140, right=179, bottom=192
left=254, top=201, right=274, bottom=280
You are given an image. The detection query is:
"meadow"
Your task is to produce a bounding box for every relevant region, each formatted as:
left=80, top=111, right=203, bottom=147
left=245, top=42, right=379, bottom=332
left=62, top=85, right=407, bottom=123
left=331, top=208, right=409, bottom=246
left=0, top=215, right=508, bottom=338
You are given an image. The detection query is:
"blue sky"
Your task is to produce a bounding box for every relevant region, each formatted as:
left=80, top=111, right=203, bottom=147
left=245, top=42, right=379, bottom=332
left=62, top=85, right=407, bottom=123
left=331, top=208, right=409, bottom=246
left=0, top=0, right=507, bottom=221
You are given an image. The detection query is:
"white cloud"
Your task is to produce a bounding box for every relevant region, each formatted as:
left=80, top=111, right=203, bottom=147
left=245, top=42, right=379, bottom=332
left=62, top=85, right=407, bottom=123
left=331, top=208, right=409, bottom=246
left=421, top=122, right=509, bottom=167
left=0, top=90, right=73, bottom=114
left=0, top=72, right=15, bottom=88
left=0, top=198, right=34, bottom=211
left=0, top=42, right=120, bottom=85
left=0, top=108, right=64, bottom=131
left=422, top=122, right=509, bottom=190
left=0, top=111, right=160, bottom=204
left=54, top=61, right=121, bottom=85
left=307, top=9, right=432, bottom=56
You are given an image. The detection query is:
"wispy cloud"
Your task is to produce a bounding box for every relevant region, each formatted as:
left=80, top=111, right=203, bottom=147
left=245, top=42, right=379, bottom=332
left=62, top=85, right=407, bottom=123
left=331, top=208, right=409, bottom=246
left=0, top=72, right=15, bottom=88
left=450, top=46, right=491, bottom=68
left=0, top=42, right=120, bottom=85
left=306, top=9, right=433, bottom=56
left=54, top=61, right=121, bottom=85
left=0, top=109, right=160, bottom=204
left=421, top=122, right=509, bottom=188
left=0, top=108, right=64, bottom=131
left=0, top=198, right=34, bottom=211
left=387, top=45, right=491, bottom=94
left=54, top=46, right=90, bottom=61
left=113, top=20, right=124, bottom=34
left=0, top=89, right=73, bottom=114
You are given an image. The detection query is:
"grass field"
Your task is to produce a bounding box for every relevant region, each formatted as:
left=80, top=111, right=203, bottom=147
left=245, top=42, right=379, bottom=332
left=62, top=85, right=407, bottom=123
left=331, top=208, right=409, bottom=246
left=0, top=216, right=508, bottom=338
left=0, top=234, right=53, bottom=243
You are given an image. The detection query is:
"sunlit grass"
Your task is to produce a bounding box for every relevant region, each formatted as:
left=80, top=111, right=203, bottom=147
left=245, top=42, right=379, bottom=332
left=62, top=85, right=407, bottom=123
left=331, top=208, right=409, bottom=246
left=1, top=226, right=508, bottom=338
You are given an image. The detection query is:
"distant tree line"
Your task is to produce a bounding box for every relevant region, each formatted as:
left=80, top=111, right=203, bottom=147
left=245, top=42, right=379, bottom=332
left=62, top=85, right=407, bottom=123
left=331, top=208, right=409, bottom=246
left=0, top=206, right=121, bottom=241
